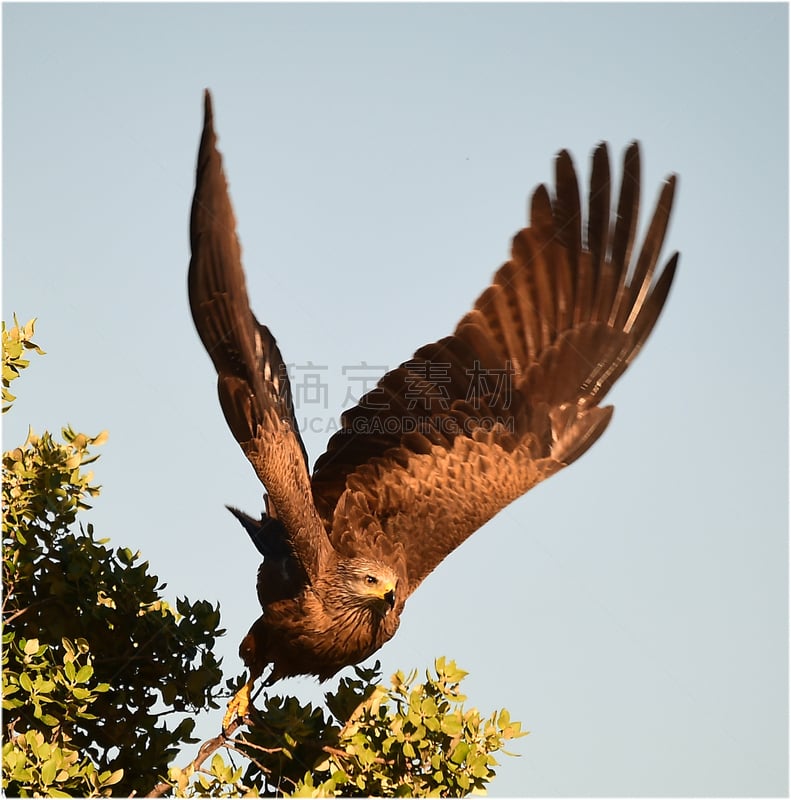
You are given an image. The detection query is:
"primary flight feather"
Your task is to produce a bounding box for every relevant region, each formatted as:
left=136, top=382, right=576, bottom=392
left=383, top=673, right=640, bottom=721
left=188, top=90, right=678, bottom=726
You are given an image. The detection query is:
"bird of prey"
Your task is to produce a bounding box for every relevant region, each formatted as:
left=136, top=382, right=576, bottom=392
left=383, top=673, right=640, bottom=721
left=188, top=89, right=678, bottom=728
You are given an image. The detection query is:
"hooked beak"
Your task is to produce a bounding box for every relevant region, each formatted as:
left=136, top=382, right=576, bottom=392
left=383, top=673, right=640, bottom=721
left=383, top=588, right=396, bottom=609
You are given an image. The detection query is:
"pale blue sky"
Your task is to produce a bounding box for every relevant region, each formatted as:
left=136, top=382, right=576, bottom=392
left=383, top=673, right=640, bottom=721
left=3, top=3, right=788, bottom=796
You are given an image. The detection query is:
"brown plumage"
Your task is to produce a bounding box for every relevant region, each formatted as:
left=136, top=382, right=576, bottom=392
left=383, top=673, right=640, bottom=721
left=188, top=90, right=678, bottom=722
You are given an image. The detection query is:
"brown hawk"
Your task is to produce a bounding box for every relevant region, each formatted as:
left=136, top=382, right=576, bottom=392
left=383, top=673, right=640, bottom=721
left=188, top=90, right=678, bottom=728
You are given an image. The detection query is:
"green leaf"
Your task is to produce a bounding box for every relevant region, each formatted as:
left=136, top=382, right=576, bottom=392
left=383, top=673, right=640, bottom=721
left=450, top=741, right=470, bottom=765
left=23, top=638, right=40, bottom=655
left=40, top=757, right=58, bottom=786
left=421, top=696, right=438, bottom=716
left=74, top=664, right=93, bottom=684
left=441, top=715, right=463, bottom=735
left=100, top=768, right=124, bottom=786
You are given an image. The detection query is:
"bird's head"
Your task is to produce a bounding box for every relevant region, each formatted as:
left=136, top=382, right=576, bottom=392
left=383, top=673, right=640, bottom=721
left=336, top=558, right=399, bottom=617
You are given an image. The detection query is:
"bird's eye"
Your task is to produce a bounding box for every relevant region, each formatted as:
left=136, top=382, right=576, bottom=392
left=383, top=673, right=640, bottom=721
left=365, top=575, right=378, bottom=585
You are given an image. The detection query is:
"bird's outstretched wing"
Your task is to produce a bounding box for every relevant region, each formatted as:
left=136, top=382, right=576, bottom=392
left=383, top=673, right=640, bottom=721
left=189, top=90, right=331, bottom=580
left=311, top=142, right=677, bottom=594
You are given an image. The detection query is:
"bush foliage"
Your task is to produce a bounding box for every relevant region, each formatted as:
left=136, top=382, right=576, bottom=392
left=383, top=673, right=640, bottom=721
left=2, top=318, right=525, bottom=797
left=2, top=318, right=225, bottom=796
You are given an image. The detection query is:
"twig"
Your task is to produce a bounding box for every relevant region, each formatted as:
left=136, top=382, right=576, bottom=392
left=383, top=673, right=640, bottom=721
left=3, top=598, right=49, bottom=625
left=222, top=738, right=273, bottom=782
left=227, top=733, right=286, bottom=756
left=321, top=744, right=390, bottom=767
left=145, top=720, right=244, bottom=797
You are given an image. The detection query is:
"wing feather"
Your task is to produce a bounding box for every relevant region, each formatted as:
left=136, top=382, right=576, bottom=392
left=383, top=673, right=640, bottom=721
left=188, top=90, right=330, bottom=580
left=554, top=150, right=586, bottom=328
left=311, top=141, right=677, bottom=593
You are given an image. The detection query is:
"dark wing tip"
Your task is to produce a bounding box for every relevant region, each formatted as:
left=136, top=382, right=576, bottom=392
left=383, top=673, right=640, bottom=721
left=622, top=142, right=642, bottom=189
left=651, top=250, right=680, bottom=310
left=592, top=140, right=611, bottom=162
left=529, top=183, right=554, bottom=234
left=201, top=90, right=216, bottom=145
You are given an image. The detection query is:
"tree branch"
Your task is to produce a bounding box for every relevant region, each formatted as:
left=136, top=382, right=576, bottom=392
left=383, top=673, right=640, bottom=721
left=145, top=720, right=244, bottom=798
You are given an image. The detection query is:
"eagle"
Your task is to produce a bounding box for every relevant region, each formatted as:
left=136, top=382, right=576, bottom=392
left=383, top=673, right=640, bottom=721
left=188, top=90, right=678, bottom=728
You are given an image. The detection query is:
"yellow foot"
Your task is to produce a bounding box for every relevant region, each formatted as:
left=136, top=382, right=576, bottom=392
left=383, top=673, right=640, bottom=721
left=223, top=678, right=254, bottom=732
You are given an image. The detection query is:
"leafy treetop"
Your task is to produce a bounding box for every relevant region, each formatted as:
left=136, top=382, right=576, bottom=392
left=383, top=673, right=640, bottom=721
left=2, top=317, right=526, bottom=797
